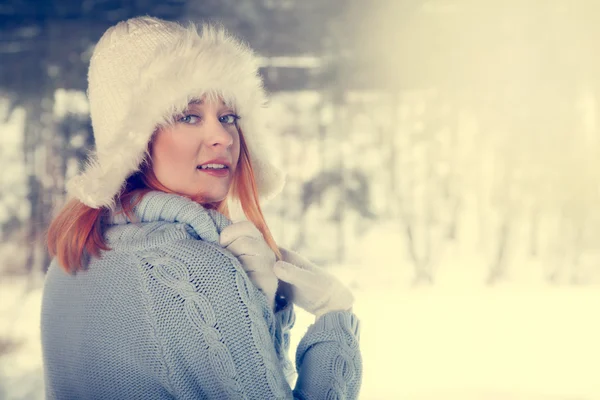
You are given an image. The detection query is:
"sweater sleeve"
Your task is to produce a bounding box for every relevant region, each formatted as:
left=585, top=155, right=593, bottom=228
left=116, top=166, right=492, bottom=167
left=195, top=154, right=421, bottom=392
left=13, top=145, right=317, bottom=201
left=137, top=240, right=362, bottom=399
left=294, top=311, right=362, bottom=399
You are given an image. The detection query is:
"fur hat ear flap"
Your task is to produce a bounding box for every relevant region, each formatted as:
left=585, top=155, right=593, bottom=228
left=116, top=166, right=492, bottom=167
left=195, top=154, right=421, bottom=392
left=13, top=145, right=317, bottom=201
left=67, top=16, right=285, bottom=209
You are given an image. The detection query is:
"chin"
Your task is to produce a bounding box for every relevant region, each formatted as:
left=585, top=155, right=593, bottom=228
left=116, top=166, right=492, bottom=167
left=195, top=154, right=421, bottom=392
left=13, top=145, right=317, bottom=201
left=177, top=177, right=229, bottom=203
left=203, top=194, right=227, bottom=204
left=193, top=188, right=230, bottom=205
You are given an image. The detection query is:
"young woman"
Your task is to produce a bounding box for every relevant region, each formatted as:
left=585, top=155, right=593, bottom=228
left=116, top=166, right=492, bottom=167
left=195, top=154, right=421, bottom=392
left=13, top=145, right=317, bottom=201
left=40, top=16, right=362, bottom=399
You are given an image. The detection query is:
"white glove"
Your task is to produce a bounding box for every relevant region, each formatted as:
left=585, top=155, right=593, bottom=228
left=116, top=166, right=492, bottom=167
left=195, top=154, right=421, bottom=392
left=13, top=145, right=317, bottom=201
left=219, top=221, right=278, bottom=310
left=274, top=247, right=354, bottom=320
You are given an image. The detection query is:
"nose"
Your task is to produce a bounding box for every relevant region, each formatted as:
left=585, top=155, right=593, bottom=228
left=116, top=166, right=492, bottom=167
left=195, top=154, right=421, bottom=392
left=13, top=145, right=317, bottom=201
left=205, top=117, right=234, bottom=148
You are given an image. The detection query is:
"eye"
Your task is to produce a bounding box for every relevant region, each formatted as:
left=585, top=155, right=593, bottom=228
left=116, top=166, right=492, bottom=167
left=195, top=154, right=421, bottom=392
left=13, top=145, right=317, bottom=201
left=219, top=114, right=240, bottom=125
left=178, top=114, right=200, bottom=124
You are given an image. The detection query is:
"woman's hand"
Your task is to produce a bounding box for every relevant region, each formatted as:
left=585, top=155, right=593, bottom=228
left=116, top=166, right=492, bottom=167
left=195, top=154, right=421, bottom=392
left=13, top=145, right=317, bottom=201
left=274, top=247, right=354, bottom=320
left=219, top=221, right=278, bottom=310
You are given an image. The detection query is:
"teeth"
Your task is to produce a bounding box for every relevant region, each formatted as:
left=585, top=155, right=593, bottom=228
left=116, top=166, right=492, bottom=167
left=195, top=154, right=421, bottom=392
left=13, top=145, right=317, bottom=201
left=199, top=163, right=226, bottom=169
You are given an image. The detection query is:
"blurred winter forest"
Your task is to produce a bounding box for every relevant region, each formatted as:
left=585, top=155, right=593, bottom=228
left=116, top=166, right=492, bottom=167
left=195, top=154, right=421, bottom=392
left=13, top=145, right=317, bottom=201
left=2, top=0, right=600, bottom=286
left=3, top=1, right=600, bottom=399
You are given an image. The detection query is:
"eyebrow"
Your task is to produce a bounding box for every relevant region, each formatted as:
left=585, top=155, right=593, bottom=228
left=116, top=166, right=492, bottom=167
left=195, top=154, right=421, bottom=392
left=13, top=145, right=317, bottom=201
left=188, top=98, right=227, bottom=106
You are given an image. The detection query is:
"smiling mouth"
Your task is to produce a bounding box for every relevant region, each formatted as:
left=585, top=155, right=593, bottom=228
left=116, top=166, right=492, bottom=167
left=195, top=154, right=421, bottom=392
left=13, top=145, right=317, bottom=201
left=196, top=164, right=230, bottom=177
left=197, top=163, right=229, bottom=170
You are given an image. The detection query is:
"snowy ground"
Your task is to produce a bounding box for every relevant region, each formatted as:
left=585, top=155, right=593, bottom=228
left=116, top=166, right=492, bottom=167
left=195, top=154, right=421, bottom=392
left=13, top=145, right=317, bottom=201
left=1, top=270, right=599, bottom=400
left=294, top=285, right=600, bottom=400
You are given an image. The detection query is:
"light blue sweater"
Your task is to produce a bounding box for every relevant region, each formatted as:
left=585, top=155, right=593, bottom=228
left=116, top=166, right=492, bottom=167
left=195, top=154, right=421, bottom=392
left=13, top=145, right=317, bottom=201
left=41, top=191, right=362, bottom=399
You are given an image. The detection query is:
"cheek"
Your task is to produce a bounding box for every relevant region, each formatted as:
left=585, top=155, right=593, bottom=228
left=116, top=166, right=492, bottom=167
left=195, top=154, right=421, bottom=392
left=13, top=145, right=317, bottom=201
left=153, top=133, right=196, bottom=172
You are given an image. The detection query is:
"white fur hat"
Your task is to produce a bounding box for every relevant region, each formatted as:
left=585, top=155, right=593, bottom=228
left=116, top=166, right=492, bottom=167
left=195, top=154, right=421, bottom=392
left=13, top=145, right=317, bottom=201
left=66, top=16, right=285, bottom=209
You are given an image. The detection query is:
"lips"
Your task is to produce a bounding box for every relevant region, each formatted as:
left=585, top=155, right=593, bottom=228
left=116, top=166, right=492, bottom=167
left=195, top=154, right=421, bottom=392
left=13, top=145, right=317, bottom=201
left=196, top=158, right=231, bottom=177
left=198, top=167, right=229, bottom=177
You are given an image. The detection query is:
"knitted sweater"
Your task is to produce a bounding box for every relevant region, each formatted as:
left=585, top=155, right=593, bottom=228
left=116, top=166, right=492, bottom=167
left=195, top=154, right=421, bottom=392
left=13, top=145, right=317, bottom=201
left=41, top=191, right=362, bottom=399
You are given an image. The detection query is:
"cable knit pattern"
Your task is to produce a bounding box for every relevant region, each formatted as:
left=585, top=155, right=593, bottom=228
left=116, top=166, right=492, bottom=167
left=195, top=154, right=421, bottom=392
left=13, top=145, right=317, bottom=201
left=295, top=312, right=362, bottom=400
left=139, top=249, right=245, bottom=398
left=41, top=192, right=362, bottom=399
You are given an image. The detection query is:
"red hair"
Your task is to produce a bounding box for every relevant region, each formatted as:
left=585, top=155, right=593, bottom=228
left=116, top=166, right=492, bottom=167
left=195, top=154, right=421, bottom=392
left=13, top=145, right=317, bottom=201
left=47, top=129, right=281, bottom=273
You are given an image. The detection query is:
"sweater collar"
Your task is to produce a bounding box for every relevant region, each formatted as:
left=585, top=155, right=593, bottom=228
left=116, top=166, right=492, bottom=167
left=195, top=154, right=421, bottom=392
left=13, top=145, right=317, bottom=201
left=107, top=191, right=232, bottom=244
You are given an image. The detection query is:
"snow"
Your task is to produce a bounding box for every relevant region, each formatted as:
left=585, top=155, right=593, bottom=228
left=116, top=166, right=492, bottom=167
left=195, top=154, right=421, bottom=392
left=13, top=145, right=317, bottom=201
left=0, top=99, right=28, bottom=225
left=2, top=262, right=599, bottom=400
left=2, top=68, right=599, bottom=400
left=0, top=276, right=45, bottom=400
left=293, top=261, right=600, bottom=399
left=53, top=89, right=90, bottom=118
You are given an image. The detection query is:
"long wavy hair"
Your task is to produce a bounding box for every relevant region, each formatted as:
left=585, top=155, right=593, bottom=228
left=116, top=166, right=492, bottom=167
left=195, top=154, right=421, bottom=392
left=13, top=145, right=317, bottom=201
left=47, top=128, right=281, bottom=273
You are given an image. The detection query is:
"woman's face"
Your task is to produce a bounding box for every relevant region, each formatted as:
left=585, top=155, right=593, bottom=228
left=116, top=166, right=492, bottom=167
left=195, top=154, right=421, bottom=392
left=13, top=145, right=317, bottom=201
left=151, top=97, right=241, bottom=204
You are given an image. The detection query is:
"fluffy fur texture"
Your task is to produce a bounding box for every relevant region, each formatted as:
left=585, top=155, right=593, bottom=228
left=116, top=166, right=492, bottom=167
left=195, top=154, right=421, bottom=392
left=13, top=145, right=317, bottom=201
left=67, top=16, right=285, bottom=210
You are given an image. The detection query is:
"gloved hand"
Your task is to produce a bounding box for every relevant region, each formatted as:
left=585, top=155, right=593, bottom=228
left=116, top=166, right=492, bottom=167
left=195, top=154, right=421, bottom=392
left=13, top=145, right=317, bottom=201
left=274, top=247, right=354, bottom=320
left=219, top=221, right=278, bottom=310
